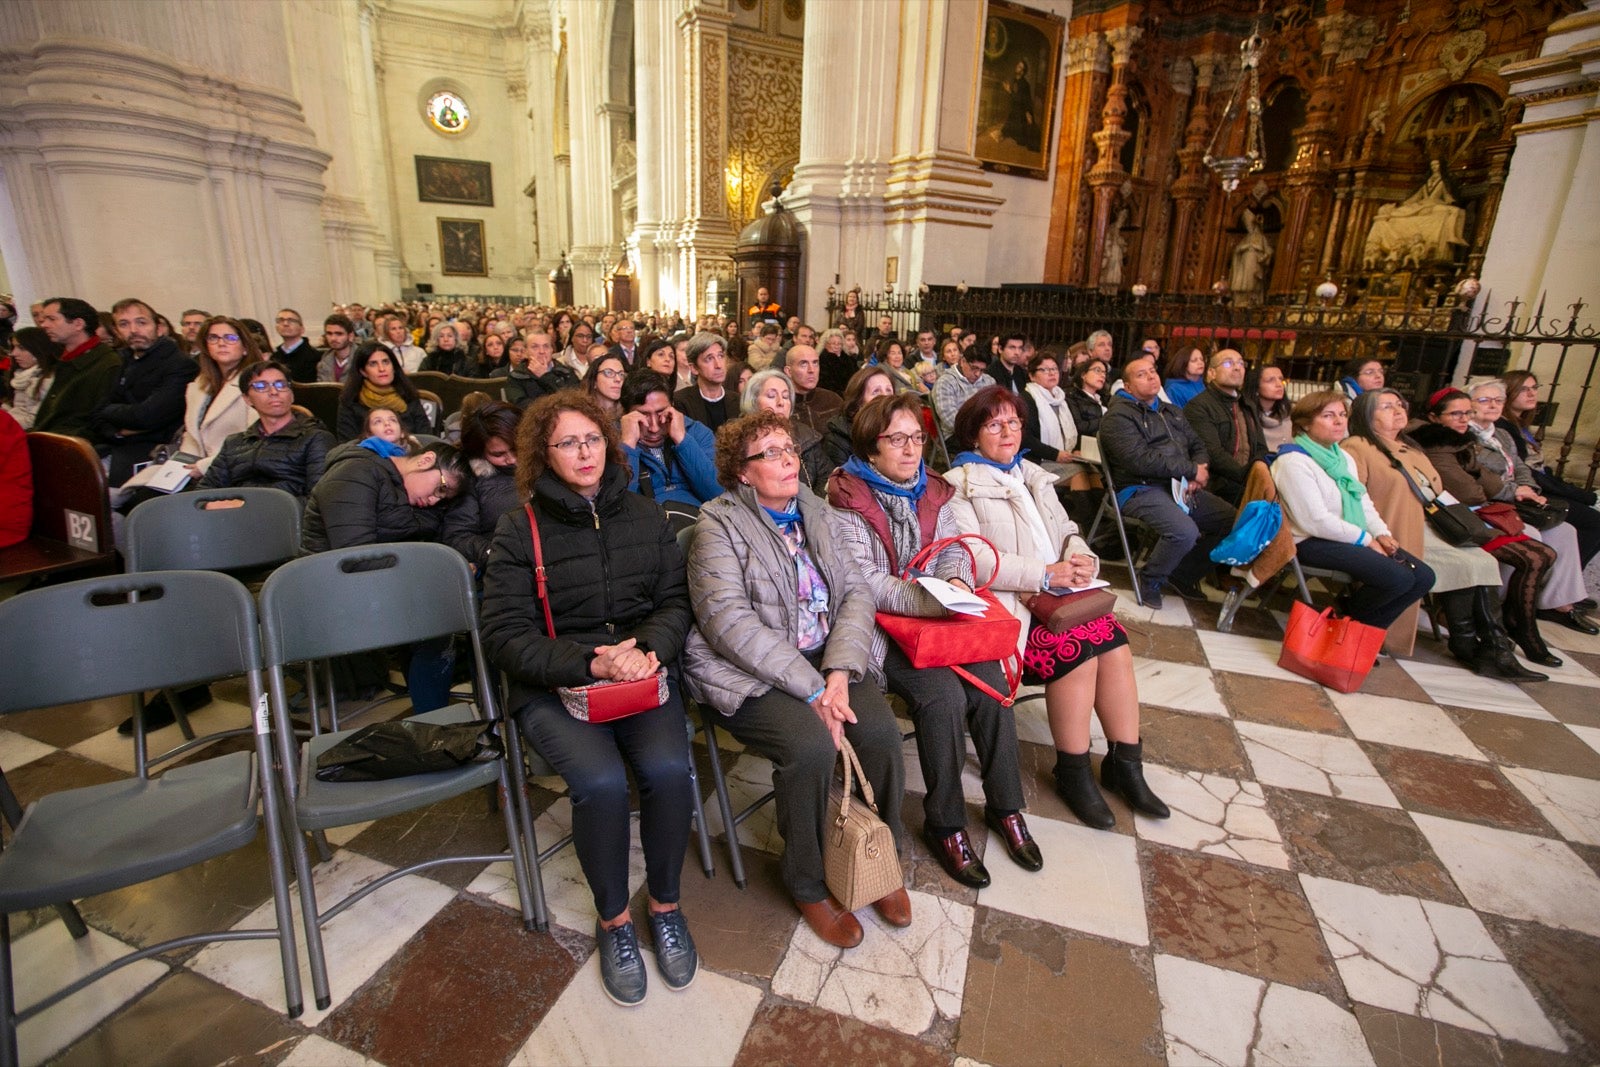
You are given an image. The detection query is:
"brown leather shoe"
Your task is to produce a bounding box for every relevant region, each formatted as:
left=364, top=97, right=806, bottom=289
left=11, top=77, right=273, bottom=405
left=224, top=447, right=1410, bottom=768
left=871, top=887, right=913, bottom=928
left=984, top=810, right=1044, bottom=871
left=921, top=826, right=991, bottom=889
left=796, top=895, right=863, bottom=949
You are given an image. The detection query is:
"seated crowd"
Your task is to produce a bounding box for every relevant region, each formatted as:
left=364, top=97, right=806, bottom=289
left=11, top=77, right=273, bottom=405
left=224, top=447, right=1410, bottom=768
left=3, top=291, right=1596, bottom=1010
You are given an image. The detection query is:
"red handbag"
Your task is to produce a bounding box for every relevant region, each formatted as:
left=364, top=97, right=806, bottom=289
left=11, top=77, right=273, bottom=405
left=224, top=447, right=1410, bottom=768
left=1277, top=600, right=1386, bottom=694
left=526, top=505, right=666, bottom=723
left=875, top=534, right=1022, bottom=706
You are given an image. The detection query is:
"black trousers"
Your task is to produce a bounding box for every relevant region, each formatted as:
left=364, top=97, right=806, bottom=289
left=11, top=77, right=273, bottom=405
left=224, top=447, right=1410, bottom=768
left=1294, top=539, right=1436, bottom=629
left=882, top=645, right=1022, bottom=831
left=516, top=684, right=694, bottom=920
left=721, top=680, right=904, bottom=903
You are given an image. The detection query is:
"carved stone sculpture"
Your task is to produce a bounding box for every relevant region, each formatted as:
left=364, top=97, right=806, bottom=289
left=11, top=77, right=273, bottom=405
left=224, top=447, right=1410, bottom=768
left=1229, top=207, right=1273, bottom=297
left=1362, top=159, right=1468, bottom=269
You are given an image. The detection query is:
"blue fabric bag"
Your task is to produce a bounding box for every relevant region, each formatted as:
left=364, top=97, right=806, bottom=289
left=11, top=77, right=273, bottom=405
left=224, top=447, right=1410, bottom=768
left=1210, top=500, right=1282, bottom=567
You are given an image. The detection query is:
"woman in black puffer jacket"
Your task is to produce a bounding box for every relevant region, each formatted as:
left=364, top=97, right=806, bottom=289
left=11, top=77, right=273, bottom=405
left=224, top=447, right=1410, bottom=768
left=479, top=391, right=698, bottom=1007
left=441, top=396, right=523, bottom=575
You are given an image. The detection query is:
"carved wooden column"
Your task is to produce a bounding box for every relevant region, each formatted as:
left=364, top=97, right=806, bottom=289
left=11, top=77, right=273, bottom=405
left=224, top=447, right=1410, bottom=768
left=1044, top=31, right=1108, bottom=285
left=1272, top=15, right=1347, bottom=293
left=1086, top=25, right=1141, bottom=288
left=1165, top=53, right=1218, bottom=293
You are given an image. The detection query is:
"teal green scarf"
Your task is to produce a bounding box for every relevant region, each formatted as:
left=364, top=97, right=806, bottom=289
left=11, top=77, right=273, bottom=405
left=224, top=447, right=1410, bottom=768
left=1293, top=434, right=1366, bottom=528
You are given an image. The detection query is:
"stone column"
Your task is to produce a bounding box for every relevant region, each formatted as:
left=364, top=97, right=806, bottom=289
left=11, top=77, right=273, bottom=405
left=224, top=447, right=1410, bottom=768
left=566, top=0, right=616, bottom=304
left=517, top=6, right=563, bottom=280
left=676, top=0, right=738, bottom=318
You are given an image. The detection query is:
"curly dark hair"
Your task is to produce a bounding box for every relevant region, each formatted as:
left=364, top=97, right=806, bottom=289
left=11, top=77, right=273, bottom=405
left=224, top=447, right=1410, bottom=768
left=850, top=393, right=925, bottom=461
left=951, top=386, right=1025, bottom=450
left=713, top=410, right=794, bottom=491
left=515, top=390, right=626, bottom=498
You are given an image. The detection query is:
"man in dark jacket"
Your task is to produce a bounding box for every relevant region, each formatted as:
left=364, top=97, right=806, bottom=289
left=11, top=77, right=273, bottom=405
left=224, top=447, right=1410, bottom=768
left=503, top=329, right=578, bottom=408
left=198, top=361, right=334, bottom=498
left=272, top=308, right=320, bottom=383
left=673, top=333, right=734, bottom=431
left=94, top=298, right=197, bottom=485
left=1182, top=349, right=1267, bottom=506
left=1099, top=354, right=1236, bottom=607
left=985, top=333, right=1070, bottom=467
left=34, top=296, right=121, bottom=437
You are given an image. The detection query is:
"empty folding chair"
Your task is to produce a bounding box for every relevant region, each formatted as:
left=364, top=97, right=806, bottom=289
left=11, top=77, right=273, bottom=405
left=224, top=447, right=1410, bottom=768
left=0, top=571, right=303, bottom=1066
left=257, top=542, right=535, bottom=1011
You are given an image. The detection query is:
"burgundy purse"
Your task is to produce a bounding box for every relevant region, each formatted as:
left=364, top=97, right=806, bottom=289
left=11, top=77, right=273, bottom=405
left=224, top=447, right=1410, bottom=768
left=1028, top=587, right=1118, bottom=633
left=526, top=505, right=666, bottom=723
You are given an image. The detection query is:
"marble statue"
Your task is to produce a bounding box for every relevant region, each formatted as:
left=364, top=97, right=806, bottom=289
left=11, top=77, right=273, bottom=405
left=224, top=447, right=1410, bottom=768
left=1229, top=208, right=1273, bottom=297
left=1101, top=207, right=1128, bottom=287
left=1363, top=159, right=1468, bottom=269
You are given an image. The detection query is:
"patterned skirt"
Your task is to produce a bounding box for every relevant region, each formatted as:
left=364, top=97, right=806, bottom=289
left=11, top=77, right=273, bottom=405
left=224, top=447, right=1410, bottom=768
left=1021, top=612, right=1128, bottom=685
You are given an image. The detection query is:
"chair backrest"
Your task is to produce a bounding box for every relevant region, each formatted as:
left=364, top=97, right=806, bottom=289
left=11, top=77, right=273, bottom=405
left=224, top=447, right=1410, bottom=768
left=675, top=522, right=697, bottom=556
left=126, top=487, right=302, bottom=574
left=411, top=371, right=451, bottom=396
left=25, top=432, right=113, bottom=552
left=259, top=541, right=477, bottom=665
left=295, top=383, right=342, bottom=434
left=0, top=570, right=261, bottom=714
left=444, top=376, right=489, bottom=416
left=417, top=390, right=442, bottom=430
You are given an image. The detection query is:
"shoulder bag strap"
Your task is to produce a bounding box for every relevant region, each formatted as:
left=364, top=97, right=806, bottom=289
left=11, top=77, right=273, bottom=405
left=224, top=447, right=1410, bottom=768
left=524, top=503, right=557, bottom=639
left=1381, top=447, right=1433, bottom=507
left=837, top=736, right=878, bottom=814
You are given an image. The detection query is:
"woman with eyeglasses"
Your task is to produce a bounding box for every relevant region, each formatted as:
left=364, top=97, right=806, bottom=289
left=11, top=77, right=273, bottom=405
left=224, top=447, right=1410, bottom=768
left=742, top=368, right=830, bottom=490
left=560, top=323, right=597, bottom=375
left=336, top=342, right=433, bottom=442
left=1342, top=389, right=1547, bottom=679
left=945, top=386, right=1169, bottom=831
left=1412, top=388, right=1590, bottom=660
left=480, top=390, right=699, bottom=1007
left=829, top=393, right=1039, bottom=890
left=583, top=351, right=628, bottom=425
left=1065, top=357, right=1109, bottom=439
left=683, top=410, right=910, bottom=950
left=177, top=315, right=263, bottom=477
left=1499, top=370, right=1600, bottom=569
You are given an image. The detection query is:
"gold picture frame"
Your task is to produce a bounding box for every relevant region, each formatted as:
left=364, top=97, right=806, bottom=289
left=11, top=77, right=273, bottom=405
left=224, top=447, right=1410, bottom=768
left=974, top=0, right=1065, bottom=180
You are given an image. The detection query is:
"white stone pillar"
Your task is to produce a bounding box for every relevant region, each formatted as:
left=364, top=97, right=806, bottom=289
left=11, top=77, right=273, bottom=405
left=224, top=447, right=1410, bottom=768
left=676, top=0, right=739, bottom=318
left=631, top=0, right=672, bottom=314
left=566, top=0, right=616, bottom=305
left=519, top=7, right=563, bottom=281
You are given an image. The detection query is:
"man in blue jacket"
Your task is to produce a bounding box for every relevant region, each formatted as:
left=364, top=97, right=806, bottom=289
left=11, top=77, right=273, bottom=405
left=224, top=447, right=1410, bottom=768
left=619, top=371, right=722, bottom=508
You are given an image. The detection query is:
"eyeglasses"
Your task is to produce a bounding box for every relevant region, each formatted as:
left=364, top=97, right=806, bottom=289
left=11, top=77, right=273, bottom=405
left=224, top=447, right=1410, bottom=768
left=248, top=380, right=291, bottom=392
left=877, top=431, right=928, bottom=450
left=596, top=367, right=625, bottom=379
left=1516, top=384, right=1539, bottom=395
left=1217, top=359, right=1244, bottom=369
left=1472, top=395, right=1505, bottom=404
left=744, top=443, right=799, bottom=463
left=981, top=418, right=1023, bottom=435
left=207, top=333, right=241, bottom=344
left=1439, top=409, right=1473, bottom=420
left=550, top=434, right=605, bottom=454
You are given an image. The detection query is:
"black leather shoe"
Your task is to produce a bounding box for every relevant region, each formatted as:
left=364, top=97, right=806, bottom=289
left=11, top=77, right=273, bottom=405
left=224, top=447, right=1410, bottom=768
left=1537, top=608, right=1600, bottom=636
left=1167, top=575, right=1208, bottom=602
left=595, top=920, right=647, bottom=1006
left=921, top=827, right=991, bottom=889
left=648, top=908, right=698, bottom=991
left=1137, top=581, right=1164, bottom=610
left=984, top=810, right=1043, bottom=871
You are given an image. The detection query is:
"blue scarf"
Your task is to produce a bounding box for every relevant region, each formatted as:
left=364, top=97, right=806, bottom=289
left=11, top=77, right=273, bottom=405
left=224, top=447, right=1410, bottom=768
left=841, top=454, right=926, bottom=501
left=951, top=450, right=1024, bottom=474
left=358, top=437, right=407, bottom=458
left=1339, top=377, right=1363, bottom=398
left=1114, top=388, right=1160, bottom=411
left=761, top=500, right=803, bottom=531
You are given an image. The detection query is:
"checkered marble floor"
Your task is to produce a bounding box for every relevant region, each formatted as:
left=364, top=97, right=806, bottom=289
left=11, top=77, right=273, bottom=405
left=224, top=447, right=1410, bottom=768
left=8, top=581, right=1600, bottom=1067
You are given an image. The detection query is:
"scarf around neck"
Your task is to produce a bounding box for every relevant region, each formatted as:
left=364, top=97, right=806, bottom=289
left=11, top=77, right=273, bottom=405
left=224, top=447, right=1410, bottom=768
left=844, top=455, right=925, bottom=569
left=1025, top=382, right=1075, bottom=452
left=358, top=437, right=407, bottom=458
left=359, top=381, right=407, bottom=413
left=951, top=450, right=1024, bottom=473
left=1292, top=434, right=1367, bottom=528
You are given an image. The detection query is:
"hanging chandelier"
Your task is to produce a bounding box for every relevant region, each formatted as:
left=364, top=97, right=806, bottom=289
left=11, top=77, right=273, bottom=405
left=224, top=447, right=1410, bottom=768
left=1203, top=17, right=1267, bottom=193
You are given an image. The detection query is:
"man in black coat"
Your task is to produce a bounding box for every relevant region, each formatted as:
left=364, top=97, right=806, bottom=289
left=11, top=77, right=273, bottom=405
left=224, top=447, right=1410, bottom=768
left=1099, top=354, right=1236, bottom=607
left=94, top=298, right=197, bottom=486
left=503, top=329, right=579, bottom=408
left=1182, top=349, right=1267, bottom=506
left=984, top=333, right=1068, bottom=467
left=673, top=332, right=735, bottom=432
left=272, top=308, right=320, bottom=383
left=198, top=361, right=334, bottom=498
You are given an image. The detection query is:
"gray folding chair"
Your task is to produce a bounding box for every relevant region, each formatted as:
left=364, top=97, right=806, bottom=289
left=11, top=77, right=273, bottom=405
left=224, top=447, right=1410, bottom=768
left=125, top=487, right=305, bottom=757
left=1084, top=453, right=1155, bottom=606
left=0, top=571, right=303, bottom=1067
left=258, top=542, right=535, bottom=1011
left=1216, top=555, right=1354, bottom=633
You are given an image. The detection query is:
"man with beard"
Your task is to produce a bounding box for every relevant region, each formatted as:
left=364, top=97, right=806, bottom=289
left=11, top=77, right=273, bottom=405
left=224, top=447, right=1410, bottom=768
left=93, top=298, right=197, bottom=485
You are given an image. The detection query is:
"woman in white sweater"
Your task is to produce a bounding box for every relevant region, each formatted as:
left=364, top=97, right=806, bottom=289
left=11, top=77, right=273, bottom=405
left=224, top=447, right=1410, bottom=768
left=1271, top=389, right=1435, bottom=629
left=944, top=385, right=1168, bottom=831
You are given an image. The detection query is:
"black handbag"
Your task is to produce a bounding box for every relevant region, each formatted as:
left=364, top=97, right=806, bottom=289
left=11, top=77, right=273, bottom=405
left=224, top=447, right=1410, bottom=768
left=1514, top=498, right=1569, bottom=531
left=1387, top=453, right=1494, bottom=547
left=314, top=719, right=503, bottom=782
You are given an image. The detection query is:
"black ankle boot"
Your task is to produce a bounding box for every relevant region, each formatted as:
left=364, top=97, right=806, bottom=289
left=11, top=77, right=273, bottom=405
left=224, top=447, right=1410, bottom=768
left=1101, top=740, right=1171, bottom=819
left=1505, top=603, right=1563, bottom=668
left=1054, top=750, right=1115, bottom=829
left=1473, top=587, right=1548, bottom=682
left=1437, top=589, right=1480, bottom=665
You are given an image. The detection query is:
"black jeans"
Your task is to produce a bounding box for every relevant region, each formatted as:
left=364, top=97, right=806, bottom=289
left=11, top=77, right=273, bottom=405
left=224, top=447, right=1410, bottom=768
left=721, top=680, right=904, bottom=903
left=1294, top=539, right=1436, bottom=629
left=882, top=646, right=1022, bottom=832
left=516, top=684, right=694, bottom=920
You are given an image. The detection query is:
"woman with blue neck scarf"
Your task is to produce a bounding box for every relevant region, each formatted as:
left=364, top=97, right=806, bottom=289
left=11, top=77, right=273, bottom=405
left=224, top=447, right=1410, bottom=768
left=683, top=411, right=910, bottom=950
left=1272, top=390, right=1435, bottom=629
left=944, top=386, right=1170, bottom=831
left=1338, top=357, right=1386, bottom=402
left=829, top=394, right=1039, bottom=889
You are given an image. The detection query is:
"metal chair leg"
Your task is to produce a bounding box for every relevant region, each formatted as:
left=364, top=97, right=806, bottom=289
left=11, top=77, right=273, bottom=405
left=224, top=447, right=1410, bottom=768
left=163, top=688, right=197, bottom=741
left=699, top=708, right=748, bottom=889
left=688, top=756, right=716, bottom=879
left=0, top=773, right=88, bottom=940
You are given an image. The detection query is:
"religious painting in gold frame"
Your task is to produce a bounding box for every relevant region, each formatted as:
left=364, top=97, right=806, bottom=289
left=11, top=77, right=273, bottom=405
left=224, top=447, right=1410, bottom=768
left=438, top=218, right=487, bottom=277
left=974, top=0, right=1064, bottom=180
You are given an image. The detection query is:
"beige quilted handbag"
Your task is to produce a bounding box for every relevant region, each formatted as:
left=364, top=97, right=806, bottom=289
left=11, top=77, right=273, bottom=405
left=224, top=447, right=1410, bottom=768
left=823, top=737, right=904, bottom=911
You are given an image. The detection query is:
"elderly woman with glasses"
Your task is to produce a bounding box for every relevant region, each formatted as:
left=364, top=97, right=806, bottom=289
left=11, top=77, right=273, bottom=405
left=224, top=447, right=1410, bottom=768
left=828, top=393, right=1039, bottom=890
left=742, top=368, right=831, bottom=490
left=683, top=411, right=910, bottom=951
left=945, top=386, right=1169, bottom=832
left=480, top=391, right=699, bottom=1007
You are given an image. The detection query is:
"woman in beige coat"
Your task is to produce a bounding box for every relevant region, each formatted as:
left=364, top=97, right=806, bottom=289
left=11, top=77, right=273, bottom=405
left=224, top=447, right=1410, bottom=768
left=943, top=386, right=1167, bottom=831
left=178, top=316, right=261, bottom=476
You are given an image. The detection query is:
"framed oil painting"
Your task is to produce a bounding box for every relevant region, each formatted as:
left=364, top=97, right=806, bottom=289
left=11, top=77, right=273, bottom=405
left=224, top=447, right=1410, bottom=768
left=416, top=156, right=493, bottom=206
left=438, top=218, right=487, bottom=277
left=974, top=0, right=1065, bottom=180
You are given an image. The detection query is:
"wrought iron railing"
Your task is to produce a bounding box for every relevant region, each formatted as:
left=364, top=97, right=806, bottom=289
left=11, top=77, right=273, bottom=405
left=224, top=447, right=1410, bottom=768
left=827, top=285, right=1600, bottom=487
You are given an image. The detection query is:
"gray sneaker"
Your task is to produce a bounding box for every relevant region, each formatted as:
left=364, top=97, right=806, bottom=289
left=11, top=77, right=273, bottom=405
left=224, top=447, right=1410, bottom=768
left=595, top=920, right=647, bottom=1006
left=648, top=908, right=699, bottom=991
